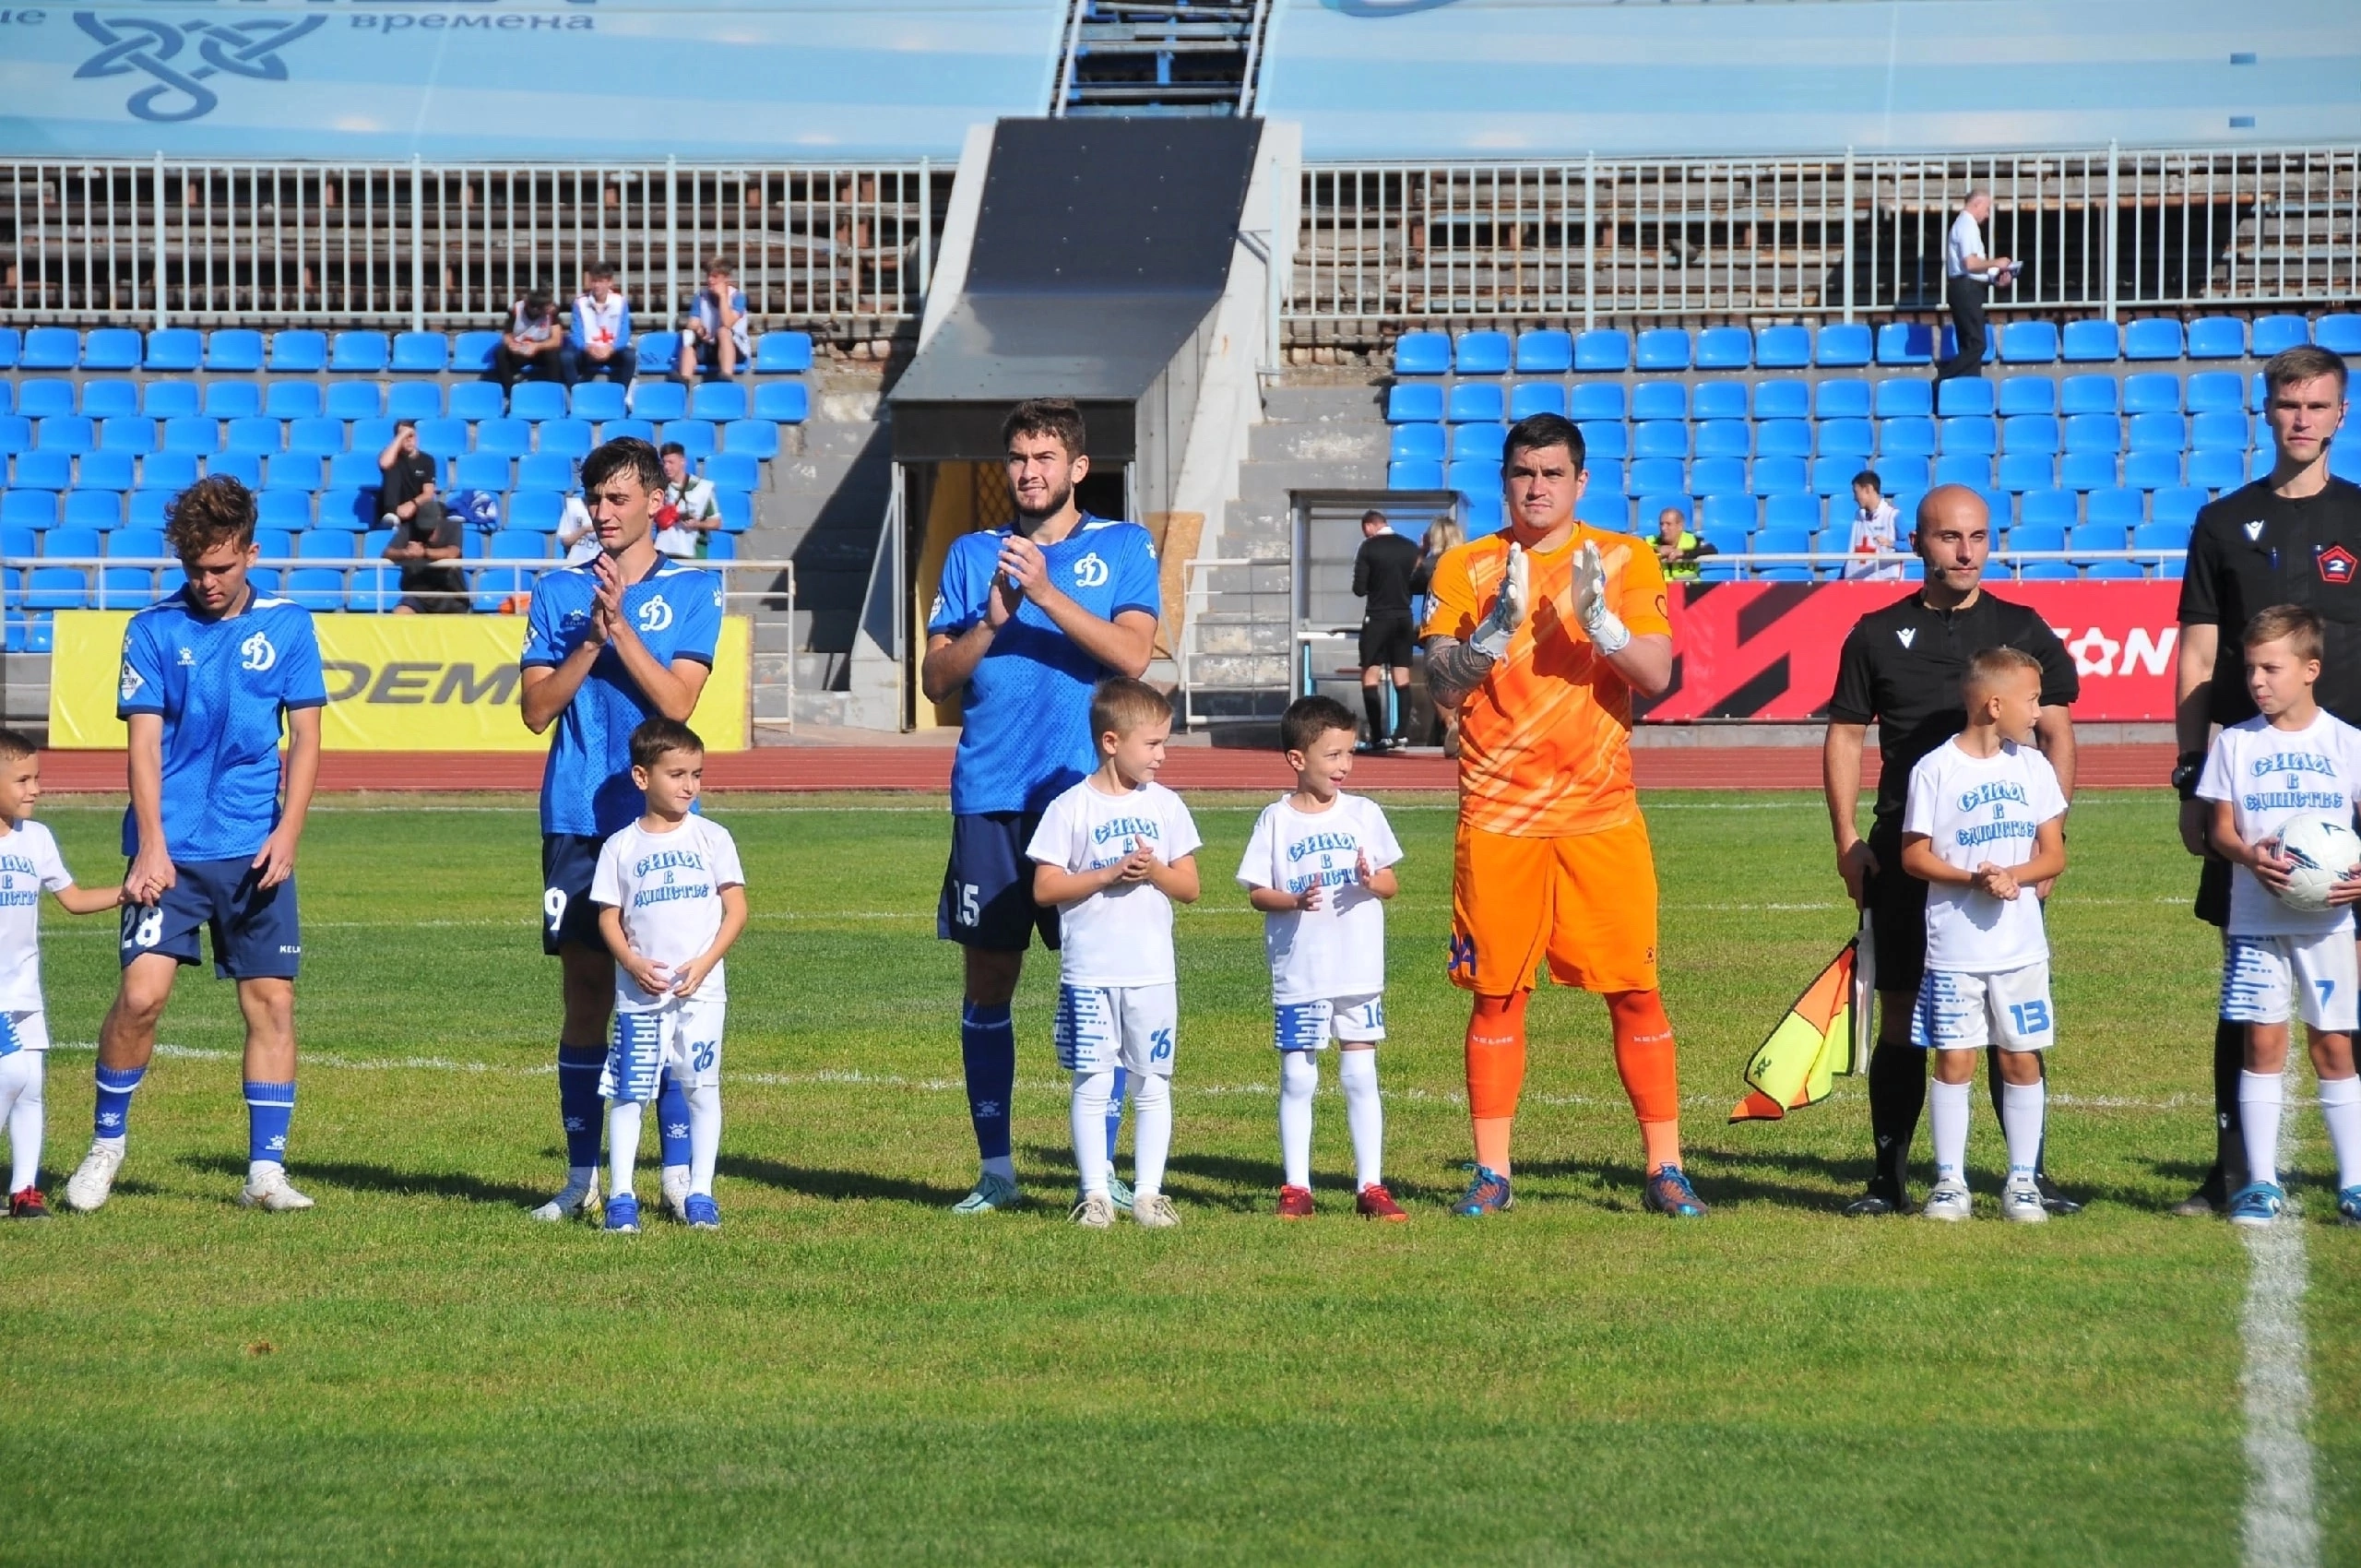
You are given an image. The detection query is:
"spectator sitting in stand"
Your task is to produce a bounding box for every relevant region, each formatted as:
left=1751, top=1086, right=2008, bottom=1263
left=381, top=484, right=466, bottom=615
left=676, top=257, right=751, bottom=380
left=651, top=442, right=722, bottom=560
left=378, top=421, right=441, bottom=533
left=557, top=488, right=599, bottom=565
left=492, top=289, right=570, bottom=388
left=1653, top=505, right=1714, bottom=581
left=564, top=261, right=635, bottom=385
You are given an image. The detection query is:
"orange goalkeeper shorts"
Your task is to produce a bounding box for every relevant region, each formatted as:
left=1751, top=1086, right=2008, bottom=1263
left=1449, top=814, right=1660, bottom=996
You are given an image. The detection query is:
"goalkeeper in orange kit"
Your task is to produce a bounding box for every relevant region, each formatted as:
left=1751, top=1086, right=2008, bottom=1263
left=1419, top=412, right=1704, bottom=1218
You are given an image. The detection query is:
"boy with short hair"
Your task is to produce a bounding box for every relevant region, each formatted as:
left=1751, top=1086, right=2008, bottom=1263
left=1899, top=646, right=2070, bottom=1222
left=1239, top=695, right=1406, bottom=1220
left=2197, top=604, right=2361, bottom=1228
left=1028, top=679, right=1202, bottom=1229
left=591, top=719, right=747, bottom=1233
left=0, top=731, right=127, bottom=1218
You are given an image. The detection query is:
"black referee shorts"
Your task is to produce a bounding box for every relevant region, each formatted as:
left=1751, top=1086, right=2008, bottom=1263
left=2195, top=854, right=2231, bottom=930
left=1864, top=818, right=1928, bottom=997
left=1358, top=614, right=1416, bottom=671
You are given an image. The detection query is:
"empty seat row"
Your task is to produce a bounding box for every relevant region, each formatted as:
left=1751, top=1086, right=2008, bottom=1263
left=5, top=481, right=753, bottom=549
left=1395, top=411, right=2261, bottom=466
left=1385, top=370, right=2268, bottom=425
left=1, top=412, right=781, bottom=466
left=0, top=375, right=809, bottom=426
left=1391, top=447, right=2287, bottom=501
left=1394, top=315, right=2357, bottom=375
left=0, top=327, right=816, bottom=376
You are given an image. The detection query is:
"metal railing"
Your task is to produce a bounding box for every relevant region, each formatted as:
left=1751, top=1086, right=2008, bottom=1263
left=2, top=160, right=943, bottom=330
left=10, top=555, right=799, bottom=731
left=1292, top=145, right=2361, bottom=327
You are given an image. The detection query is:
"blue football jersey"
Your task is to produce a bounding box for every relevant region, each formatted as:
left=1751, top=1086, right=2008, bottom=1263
left=926, top=515, right=1161, bottom=815
left=521, top=557, right=724, bottom=837
left=116, top=588, right=327, bottom=861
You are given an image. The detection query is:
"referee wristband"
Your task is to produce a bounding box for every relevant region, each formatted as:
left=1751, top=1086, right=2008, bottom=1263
left=2172, top=750, right=2206, bottom=802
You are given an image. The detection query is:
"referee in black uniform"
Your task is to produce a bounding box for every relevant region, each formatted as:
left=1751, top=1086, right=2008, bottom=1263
left=1823, top=485, right=2082, bottom=1215
left=2172, top=343, right=2360, bottom=1215
left=1351, top=509, right=1422, bottom=750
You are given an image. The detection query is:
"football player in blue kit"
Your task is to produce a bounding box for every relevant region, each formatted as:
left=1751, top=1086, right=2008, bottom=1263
left=919, top=398, right=1161, bottom=1213
left=64, top=476, right=327, bottom=1214
left=519, top=437, right=723, bottom=1223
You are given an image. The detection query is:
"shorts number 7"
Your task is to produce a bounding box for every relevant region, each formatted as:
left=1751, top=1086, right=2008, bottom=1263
left=2008, top=999, right=2052, bottom=1036
left=2319, top=979, right=2337, bottom=1005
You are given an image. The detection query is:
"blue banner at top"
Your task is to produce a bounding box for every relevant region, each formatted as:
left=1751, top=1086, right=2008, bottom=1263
left=0, top=1, right=1068, bottom=160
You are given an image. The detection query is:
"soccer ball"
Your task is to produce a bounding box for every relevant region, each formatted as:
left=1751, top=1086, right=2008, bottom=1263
left=2274, top=813, right=2361, bottom=914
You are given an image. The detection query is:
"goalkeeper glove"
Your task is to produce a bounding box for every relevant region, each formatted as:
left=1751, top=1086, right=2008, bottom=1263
left=1469, top=541, right=1529, bottom=659
left=1574, top=540, right=1631, bottom=656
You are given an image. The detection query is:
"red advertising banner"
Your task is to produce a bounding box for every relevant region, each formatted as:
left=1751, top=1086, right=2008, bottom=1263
left=1643, top=581, right=2183, bottom=723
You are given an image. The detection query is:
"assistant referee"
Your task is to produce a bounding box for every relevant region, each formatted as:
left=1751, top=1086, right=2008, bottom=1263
left=1351, top=509, right=1422, bottom=751
left=2172, top=343, right=2361, bottom=1216
left=1822, top=485, right=2081, bottom=1216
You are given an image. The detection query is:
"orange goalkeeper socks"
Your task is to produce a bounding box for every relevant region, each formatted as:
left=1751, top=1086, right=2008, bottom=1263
left=1465, top=992, right=1530, bottom=1177
left=1609, top=989, right=1683, bottom=1174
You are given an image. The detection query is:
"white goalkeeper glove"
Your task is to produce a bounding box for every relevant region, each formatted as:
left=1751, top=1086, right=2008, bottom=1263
left=1469, top=541, right=1529, bottom=659
left=1574, top=540, right=1631, bottom=656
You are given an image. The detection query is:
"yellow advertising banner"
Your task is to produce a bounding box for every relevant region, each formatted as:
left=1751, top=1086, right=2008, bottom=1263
left=48, top=611, right=751, bottom=752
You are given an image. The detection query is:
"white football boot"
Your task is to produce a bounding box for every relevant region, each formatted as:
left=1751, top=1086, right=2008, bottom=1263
left=63, top=1143, right=125, bottom=1213
left=1922, top=1178, right=1974, bottom=1222
left=239, top=1165, right=316, bottom=1212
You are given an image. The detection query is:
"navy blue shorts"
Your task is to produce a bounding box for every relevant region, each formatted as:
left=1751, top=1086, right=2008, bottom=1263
left=938, top=811, right=1060, bottom=953
left=120, top=857, right=301, bottom=980
left=541, top=833, right=609, bottom=956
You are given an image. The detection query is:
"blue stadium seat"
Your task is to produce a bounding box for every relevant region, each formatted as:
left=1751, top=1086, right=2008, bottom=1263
left=454, top=452, right=511, bottom=491
left=1752, top=380, right=1809, bottom=420
left=282, top=567, right=347, bottom=613
left=139, top=328, right=202, bottom=373
left=18, top=381, right=74, bottom=421
left=1940, top=416, right=1998, bottom=456
left=510, top=383, right=567, bottom=422
left=1635, top=328, right=1691, bottom=372
left=1880, top=416, right=1938, bottom=457
left=2129, top=411, right=2188, bottom=452
left=601, top=418, right=656, bottom=445
left=1573, top=493, right=1628, bottom=529
left=691, top=383, right=748, bottom=422
left=320, top=382, right=378, bottom=422
left=1573, top=330, right=1631, bottom=372
left=2251, top=315, right=2309, bottom=357
left=2085, top=559, right=2147, bottom=580
left=1753, top=326, right=1809, bottom=369
left=1691, top=381, right=1746, bottom=421
left=2058, top=374, right=2118, bottom=416
left=718, top=491, right=753, bottom=535
left=100, top=415, right=157, bottom=455
left=2142, top=489, right=2201, bottom=529
left=516, top=453, right=575, bottom=493
left=1933, top=454, right=1991, bottom=488
left=1755, top=421, right=1811, bottom=458
left=265, top=457, right=324, bottom=494
left=46, top=527, right=107, bottom=563
left=2016, top=492, right=2074, bottom=530
left=1632, top=422, right=1688, bottom=460
left=753, top=382, right=810, bottom=424
left=2314, top=315, right=2361, bottom=356
left=1446, top=384, right=1503, bottom=423
left=84, top=382, right=139, bottom=418
left=24, top=566, right=90, bottom=611
left=391, top=332, right=449, bottom=374
left=416, top=417, right=470, bottom=457
left=448, top=382, right=505, bottom=422
left=1750, top=456, right=1807, bottom=496
left=1391, top=425, right=1444, bottom=463
left=255, top=493, right=311, bottom=534
left=1694, top=327, right=1750, bottom=370
left=265, top=382, right=321, bottom=421
left=753, top=332, right=814, bottom=374
left=319, top=489, right=374, bottom=531
left=1691, top=458, right=1747, bottom=496
left=1764, top=493, right=1821, bottom=530
left=2085, top=489, right=2145, bottom=529
left=1815, top=324, right=1872, bottom=368
left=64, top=491, right=124, bottom=529
left=36, top=417, right=96, bottom=456
left=203, top=381, right=262, bottom=420
left=706, top=453, right=762, bottom=493
left=205, top=329, right=264, bottom=372
left=2, top=492, right=61, bottom=530
left=1810, top=457, right=1862, bottom=496
left=1997, top=377, right=2055, bottom=417
left=1508, top=383, right=1566, bottom=421
left=1807, top=380, right=1866, bottom=422
left=632, top=382, right=688, bottom=422
left=1631, top=383, right=1685, bottom=422
left=330, top=331, right=390, bottom=373
left=2000, top=415, right=2058, bottom=454
left=2186, top=316, right=2247, bottom=360
left=509, top=492, right=565, bottom=533
left=2121, top=373, right=2180, bottom=414
left=268, top=330, right=326, bottom=373
left=1393, top=332, right=1450, bottom=375
left=78, top=452, right=137, bottom=492
left=384, top=383, right=441, bottom=422
left=328, top=451, right=382, bottom=491
left=20, top=327, right=80, bottom=371
left=2190, top=410, right=2249, bottom=451
left=1453, top=331, right=1511, bottom=375
left=1818, top=419, right=1873, bottom=458
left=1936, top=379, right=1995, bottom=417
left=2058, top=319, right=2118, bottom=363
left=2187, top=372, right=2248, bottom=413
left=722, top=419, right=779, bottom=459
left=1578, top=421, right=1626, bottom=460
left=2334, top=445, right=2361, bottom=484
left=0, top=416, right=32, bottom=457
left=2059, top=451, right=2117, bottom=491
left=143, top=451, right=197, bottom=493
left=2188, top=448, right=2247, bottom=492
left=1514, top=329, right=1572, bottom=374
left=1629, top=458, right=1686, bottom=494
left=1995, top=452, right=2053, bottom=493
left=1451, top=423, right=1507, bottom=463
left=1876, top=322, right=1935, bottom=365
left=571, top=382, right=627, bottom=422
left=1875, top=458, right=1930, bottom=494
left=1872, top=379, right=1932, bottom=420
left=2125, top=318, right=2184, bottom=361
left=2130, top=519, right=2189, bottom=552
left=2064, top=414, right=2122, bottom=454
left=160, top=417, right=218, bottom=457
left=288, top=418, right=345, bottom=459
left=82, top=328, right=141, bottom=371
left=1693, top=421, right=1750, bottom=459
left=1938, top=324, right=1999, bottom=367
left=344, top=562, right=395, bottom=612
left=0, top=330, right=17, bottom=372
left=635, top=332, right=682, bottom=374
left=1699, top=494, right=1755, bottom=533
left=538, top=419, right=594, bottom=458
left=223, top=417, right=280, bottom=457
left=452, top=330, right=504, bottom=374
left=2125, top=450, right=2181, bottom=491
left=208, top=453, right=264, bottom=489
left=477, top=419, right=534, bottom=458
left=1446, top=459, right=1498, bottom=495
left=1999, top=321, right=2058, bottom=363
left=659, top=420, right=717, bottom=460
left=1388, top=459, right=1444, bottom=490
left=113, top=523, right=168, bottom=557
left=1568, top=383, right=1625, bottom=421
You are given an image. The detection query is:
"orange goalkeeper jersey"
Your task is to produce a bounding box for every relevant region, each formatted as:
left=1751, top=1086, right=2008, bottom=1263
left=1419, top=525, right=1672, bottom=837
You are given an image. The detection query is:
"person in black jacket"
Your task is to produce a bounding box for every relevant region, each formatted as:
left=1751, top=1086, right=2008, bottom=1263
left=1351, top=510, right=1423, bottom=751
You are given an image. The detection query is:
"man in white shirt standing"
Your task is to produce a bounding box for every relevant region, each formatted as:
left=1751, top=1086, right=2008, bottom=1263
left=1936, top=190, right=2014, bottom=386
left=1845, top=470, right=1904, bottom=582
left=650, top=443, right=721, bottom=561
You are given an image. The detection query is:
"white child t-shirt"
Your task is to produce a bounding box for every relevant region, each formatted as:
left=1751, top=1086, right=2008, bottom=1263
left=589, top=815, right=746, bottom=1005
left=2195, top=710, right=2361, bottom=938
left=0, top=820, right=74, bottom=1015
left=1901, top=737, right=2068, bottom=972
left=1234, top=793, right=1404, bottom=1004
left=1026, top=778, right=1202, bottom=989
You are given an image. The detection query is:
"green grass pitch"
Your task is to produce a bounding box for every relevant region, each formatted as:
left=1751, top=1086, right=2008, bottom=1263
left=2, top=789, right=2355, bottom=1564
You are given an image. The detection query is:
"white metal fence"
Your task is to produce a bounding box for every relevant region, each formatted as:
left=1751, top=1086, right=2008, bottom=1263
left=1, top=160, right=943, bottom=330
left=1291, top=145, right=2361, bottom=327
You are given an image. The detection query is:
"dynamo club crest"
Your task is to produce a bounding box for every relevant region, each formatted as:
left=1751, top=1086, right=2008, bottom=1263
left=73, top=11, right=326, bottom=124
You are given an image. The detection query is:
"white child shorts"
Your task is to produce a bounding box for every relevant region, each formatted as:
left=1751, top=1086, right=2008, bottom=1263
left=1273, top=993, right=1386, bottom=1051
left=599, top=992, right=726, bottom=1102
left=1909, top=962, right=2056, bottom=1051
left=1055, top=981, right=1178, bottom=1076
left=2221, top=932, right=2360, bottom=1032
left=0, top=1009, right=51, bottom=1055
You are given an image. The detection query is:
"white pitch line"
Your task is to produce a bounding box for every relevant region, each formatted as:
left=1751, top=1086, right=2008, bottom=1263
left=2238, top=1063, right=2321, bottom=1568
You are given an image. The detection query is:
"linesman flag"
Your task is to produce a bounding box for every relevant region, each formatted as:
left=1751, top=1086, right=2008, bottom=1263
left=1729, top=917, right=1876, bottom=1123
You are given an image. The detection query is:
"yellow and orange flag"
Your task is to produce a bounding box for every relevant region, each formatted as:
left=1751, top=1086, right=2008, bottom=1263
left=1729, top=921, right=1875, bottom=1123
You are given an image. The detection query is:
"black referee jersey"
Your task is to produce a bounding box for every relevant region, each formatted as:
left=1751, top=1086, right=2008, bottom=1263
left=1827, top=587, right=2081, bottom=826
left=2179, top=476, right=2361, bottom=728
